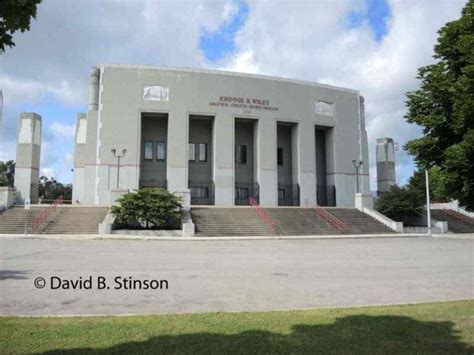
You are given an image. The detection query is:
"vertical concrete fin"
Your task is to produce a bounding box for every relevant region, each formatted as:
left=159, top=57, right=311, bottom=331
left=88, top=67, right=100, bottom=111
left=14, top=112, right=42, bottom=203
left=376, top=137, right=396, bottom=194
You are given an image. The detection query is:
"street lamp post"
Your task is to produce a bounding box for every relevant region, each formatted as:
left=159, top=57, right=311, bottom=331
left=425, top=169, right=432, bottom=236
left=111, top=148, right=127, bottom=189
left=352, top=159, right=363, bottom=193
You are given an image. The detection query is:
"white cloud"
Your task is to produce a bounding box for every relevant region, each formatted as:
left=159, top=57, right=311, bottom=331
left=49, top=121, right=76, bottom=139
left=0, top=75, right=84, bottom=107
left=0, top=0, right=467, bottom=189
left=0, top=0, right=237, bottom=182
left=219, top=0, right=466, bottom=188
left=40, top=167, right=54, bottom=179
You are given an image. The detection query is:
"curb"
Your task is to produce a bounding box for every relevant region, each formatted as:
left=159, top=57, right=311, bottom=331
left=0, top=233, right=430, bottom=241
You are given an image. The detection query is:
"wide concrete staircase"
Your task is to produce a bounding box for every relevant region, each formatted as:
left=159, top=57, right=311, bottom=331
left=0, top=206, right=109, bottom=234
left=191, top=207, right=396, bottom=236
left=265, top=208, right=339, bottom=235
left=430, top=209, right=474, bottom=233
left=191, top=208, right=275, bottom=236
left=330, top=208, right=395, bottom=234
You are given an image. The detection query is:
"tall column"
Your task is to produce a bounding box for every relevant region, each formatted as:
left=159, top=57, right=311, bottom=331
left=15, top=113, right=41, bottom=203
left=376, top=137, right=396, bottom=194
left=213, top=114, right=234, bottom=205
left=298, top=120, right=317, bottom=206
left=166, top=110, right=188, bottom=192
left=257, top=119, right=277, bottom=206
left=72, top=113, right=87, bottom=204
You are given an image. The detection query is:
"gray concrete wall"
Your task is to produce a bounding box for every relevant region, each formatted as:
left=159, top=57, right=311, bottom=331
left=74, top=65, right=368, bottom=207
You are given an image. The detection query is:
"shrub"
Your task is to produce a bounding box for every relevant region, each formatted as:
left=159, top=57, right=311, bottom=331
left=111, top=188, right=182, bottom=229
left=375, top=185, right=424, bottom=221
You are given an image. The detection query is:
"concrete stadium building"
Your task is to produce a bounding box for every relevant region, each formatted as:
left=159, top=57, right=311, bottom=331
left=73, top=65, right=370, bottom=207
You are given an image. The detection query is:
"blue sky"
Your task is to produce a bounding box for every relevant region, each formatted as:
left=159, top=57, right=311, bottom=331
left=0, top=0, right=466, bottom=190
left=346, top=0, right=391, bottom=42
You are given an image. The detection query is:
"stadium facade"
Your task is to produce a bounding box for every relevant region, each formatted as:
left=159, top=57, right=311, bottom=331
left=72, top=65, right=370, bottom=207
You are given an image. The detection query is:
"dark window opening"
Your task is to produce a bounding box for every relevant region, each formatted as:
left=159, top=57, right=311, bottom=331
left=277, top=147, right=283, bottom=165
left=236, top=145, right=247, bottom=164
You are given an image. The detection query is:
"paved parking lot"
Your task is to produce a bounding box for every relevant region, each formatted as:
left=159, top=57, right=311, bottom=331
left=0, top=236, right=472, bottom=316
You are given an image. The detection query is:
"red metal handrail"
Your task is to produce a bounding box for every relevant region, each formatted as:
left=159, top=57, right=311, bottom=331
left=441, top=208, right=473, bottom=224
left=32, top=195, right=64, bottom=234
left=313, top=205, right=347, bottom=233
left=249, top=196, right=278, bottom=234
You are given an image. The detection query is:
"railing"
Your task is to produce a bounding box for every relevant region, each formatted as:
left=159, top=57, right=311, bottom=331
left=278, top=183, right=300, bottom=206
left=189, top=181, right=215, bottom=205
left=235, top=182, right=259, bottom=205
left=139, top=179, right=168, bottom=190
left=441, top=208, right=474, bottom=224
left=314, top=205, right=347, bottom=233
left=39, top=199, right=72, bottom=205
left=249, top=196, right=278, bottom=234
left=317, top=185, right=336, bottom=207
left=32, top=195, right=64, bottom=234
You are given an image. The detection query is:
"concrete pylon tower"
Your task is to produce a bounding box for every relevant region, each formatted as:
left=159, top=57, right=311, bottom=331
left=14, top=113, right=42, bottom=203
left=376, top=137, right=396, bottom=195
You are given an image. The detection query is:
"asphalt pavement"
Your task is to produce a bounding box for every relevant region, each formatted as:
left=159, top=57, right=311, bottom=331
left=0, top=236, right=472, bottom=316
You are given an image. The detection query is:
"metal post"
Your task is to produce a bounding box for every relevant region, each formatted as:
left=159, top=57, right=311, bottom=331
left=116, top=155, right=121, bottom=189
left=352, top=160, right=363, bottom=194
left=111, top=148, right=127, bottom=189
left=425, top=169, right=431, bottom=236
left=355, top=165, right=359, bottom=193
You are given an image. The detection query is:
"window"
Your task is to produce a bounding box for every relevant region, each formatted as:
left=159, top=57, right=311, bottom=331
left=144, top=141, right=153, bottom=160
left=236, top=145, right=247, bottom=164
left=199, top=143, right=207, bottom=162
left=277, top=147, right=283, bottom=165
left=156, top=141, right=166, bottom=161
left=188, top=143, right=196, bottom=161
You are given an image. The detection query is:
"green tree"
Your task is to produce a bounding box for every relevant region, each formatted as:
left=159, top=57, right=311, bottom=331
left=404, top=0, right=474, bottom=209
left=407, top=167, right=449, bottom=202
left=0, top=0, right=42, bottom=52
left=0, top=160, right=15, bottom=187
left=38, top=176, right=72, bottom=201
left=111, top=188, right=182, bottom=229
left=375, top=186, right=424, bottom=221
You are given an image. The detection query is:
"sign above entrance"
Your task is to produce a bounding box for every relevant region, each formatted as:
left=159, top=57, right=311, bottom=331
left=209, top=96, right=279, bottom=112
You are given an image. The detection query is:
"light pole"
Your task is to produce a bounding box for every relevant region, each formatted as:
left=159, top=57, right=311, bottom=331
left=352, top=159, right=363, bottom=193
left=111, top=148, right=127, bottom=189
left=425, top=169, right=431, bottom=236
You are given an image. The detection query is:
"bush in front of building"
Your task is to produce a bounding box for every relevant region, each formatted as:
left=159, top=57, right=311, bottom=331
left=375, top=185, right=424, bottom=222
left=111, top=188, right=182, bottom=229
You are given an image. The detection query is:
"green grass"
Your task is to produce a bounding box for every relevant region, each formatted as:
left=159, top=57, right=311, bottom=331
left=1, top=300, right=473, bottom=354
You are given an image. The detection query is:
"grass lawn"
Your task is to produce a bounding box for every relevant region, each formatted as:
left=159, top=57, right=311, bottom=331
left=1, top=300, right=473, bottom=354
